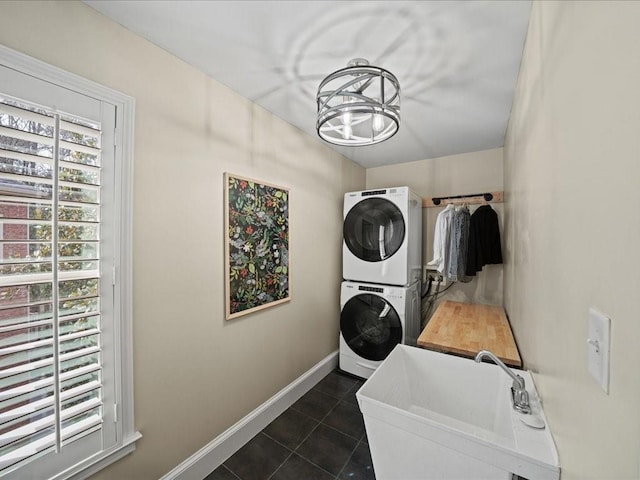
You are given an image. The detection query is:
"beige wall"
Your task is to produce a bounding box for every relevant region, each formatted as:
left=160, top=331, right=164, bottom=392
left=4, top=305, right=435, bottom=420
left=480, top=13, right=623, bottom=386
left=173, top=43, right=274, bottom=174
left=504, top=1, right=640, bottom=478
left=367, top=148, right=504, bottom=308
left=0, top=1, right=364, bottom=478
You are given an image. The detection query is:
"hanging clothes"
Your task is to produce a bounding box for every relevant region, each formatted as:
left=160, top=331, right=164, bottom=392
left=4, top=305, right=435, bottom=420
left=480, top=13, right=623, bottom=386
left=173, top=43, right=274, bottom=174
left=465, top=205, right=503, bottom=276
left=448, top=206, right=472, bottom=282
left=427, top=203, right=455, bottom=274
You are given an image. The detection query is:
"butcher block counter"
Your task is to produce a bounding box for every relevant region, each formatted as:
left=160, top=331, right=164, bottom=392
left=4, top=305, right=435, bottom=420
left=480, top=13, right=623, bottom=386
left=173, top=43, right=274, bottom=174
left=417, top=300, right=522, bottom=368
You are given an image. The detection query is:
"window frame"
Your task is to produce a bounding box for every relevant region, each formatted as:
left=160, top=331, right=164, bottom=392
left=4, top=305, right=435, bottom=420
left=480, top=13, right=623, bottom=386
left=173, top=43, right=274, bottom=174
left=0, top=44, right=139, bottom=480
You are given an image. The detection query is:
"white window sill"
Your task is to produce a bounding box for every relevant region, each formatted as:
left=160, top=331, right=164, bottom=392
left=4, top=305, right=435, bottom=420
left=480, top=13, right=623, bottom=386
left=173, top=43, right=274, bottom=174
left=53, top=432, right=143, bottom=480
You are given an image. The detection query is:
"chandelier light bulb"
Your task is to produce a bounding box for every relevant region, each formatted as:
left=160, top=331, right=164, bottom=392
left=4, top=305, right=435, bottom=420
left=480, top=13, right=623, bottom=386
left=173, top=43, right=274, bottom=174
left=341, top=96, right=353, bottom=125
left=343, top=124, right=353, bottom=140
left=341, top=110, right=352, bottom=125
left=372, top=113, right=385, bottom=132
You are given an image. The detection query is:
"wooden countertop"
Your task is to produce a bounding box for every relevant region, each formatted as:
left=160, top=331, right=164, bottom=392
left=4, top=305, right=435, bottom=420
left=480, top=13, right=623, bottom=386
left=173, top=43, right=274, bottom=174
left=417, top=300, right=522, bottom=368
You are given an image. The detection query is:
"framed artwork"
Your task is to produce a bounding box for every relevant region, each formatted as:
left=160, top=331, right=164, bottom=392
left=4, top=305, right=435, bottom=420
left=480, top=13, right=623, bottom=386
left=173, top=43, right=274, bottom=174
left=224, top=173, right=290, bottom=320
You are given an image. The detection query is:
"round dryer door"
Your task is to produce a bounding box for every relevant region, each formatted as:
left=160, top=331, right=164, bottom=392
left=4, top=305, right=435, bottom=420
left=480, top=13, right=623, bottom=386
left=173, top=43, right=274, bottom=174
left=343, top=198, right=405, bottom=262
left=341, top=293, right=403, bottom=361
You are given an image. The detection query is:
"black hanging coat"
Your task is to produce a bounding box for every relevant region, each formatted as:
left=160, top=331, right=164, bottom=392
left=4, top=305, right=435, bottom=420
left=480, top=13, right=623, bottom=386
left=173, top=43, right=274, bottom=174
left=465, top=205, right=503, bottom=276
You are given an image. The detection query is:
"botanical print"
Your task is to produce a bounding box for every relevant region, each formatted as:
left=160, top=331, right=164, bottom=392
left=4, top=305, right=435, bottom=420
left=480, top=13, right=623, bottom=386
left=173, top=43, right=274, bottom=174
left=225, top=174, right=290, bottom=319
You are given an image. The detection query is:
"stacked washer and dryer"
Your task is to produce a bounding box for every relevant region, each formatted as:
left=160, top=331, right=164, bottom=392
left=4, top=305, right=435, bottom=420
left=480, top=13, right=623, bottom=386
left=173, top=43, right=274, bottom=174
left=340, top=186, right=423, bottom=378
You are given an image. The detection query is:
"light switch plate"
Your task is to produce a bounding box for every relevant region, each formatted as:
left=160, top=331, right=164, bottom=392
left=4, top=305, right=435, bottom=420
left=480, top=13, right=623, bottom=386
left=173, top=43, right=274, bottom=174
left=588, top=308, right=610, bottom=393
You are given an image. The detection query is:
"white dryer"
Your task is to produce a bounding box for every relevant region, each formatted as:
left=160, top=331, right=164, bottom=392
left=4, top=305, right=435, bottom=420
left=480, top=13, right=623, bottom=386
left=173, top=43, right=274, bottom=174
left=343, top=186, right=422, bottom=286
left=339, top=280, right=421, bottom=379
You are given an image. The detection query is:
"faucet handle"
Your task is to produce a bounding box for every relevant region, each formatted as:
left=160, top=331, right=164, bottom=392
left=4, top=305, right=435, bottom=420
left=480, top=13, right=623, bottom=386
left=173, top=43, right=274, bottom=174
left=511, top=374, right=526, bottom=391
left=476, top=350, right=531, bottom=415
left=511, top=383, right=531, bottom=414
left=511, top=374, right=530, bottom=413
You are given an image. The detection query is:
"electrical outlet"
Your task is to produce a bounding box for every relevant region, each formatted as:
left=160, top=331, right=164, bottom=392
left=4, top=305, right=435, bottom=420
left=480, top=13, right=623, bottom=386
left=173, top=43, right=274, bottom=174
left=424, top=266, right=435, bottom=278
left=428, top=273, right=447, bottom=287
left=423, top=266, right=438, bottom=283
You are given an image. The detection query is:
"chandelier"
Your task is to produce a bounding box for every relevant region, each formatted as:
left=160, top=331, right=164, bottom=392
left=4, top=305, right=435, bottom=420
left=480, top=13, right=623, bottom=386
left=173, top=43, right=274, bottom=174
left=316, top=58, right=400, bottom=146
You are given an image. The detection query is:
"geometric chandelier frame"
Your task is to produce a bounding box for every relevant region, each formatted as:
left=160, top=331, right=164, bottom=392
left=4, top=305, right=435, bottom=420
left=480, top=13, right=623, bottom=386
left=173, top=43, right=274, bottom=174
left=316, top=58, right=400, bottom=146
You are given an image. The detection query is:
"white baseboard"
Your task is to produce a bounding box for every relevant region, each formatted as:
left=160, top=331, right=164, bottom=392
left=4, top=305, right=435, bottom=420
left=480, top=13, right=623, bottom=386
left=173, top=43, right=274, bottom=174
left=160, top=350, right=339, bottom=480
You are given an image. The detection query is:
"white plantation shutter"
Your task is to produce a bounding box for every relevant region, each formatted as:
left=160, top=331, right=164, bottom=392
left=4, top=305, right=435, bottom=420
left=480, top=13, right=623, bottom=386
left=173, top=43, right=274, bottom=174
left=0, top=94, right=108, bottom=474
left=0, top=51, right=136, bottom=479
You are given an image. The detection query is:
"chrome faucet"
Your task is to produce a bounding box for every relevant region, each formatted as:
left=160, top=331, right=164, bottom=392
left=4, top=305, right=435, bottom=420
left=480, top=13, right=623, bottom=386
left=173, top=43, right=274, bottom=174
left=474, top=350, right=531, bottom=414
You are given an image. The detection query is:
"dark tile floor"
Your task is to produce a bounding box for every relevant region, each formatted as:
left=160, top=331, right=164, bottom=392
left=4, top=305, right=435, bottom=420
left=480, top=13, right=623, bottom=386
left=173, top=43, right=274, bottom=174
left=205, top=369, right=375, bottom=480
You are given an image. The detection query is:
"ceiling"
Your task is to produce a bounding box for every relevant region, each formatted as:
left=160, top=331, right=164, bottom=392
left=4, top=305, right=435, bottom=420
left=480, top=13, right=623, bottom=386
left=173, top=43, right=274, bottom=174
left=85, top=1, right=531, bottom=168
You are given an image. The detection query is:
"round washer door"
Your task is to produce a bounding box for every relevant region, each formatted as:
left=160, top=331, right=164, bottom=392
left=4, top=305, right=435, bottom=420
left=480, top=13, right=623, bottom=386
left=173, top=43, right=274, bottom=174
left=343, top=198, right=405, bottom=262
left=340, top=293, right=403, bottom=361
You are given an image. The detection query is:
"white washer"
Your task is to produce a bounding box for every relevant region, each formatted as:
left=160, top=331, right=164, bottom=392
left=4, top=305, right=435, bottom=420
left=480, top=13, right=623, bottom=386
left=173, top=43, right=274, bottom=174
left=339, top=280, right=421, bottom=379
left=343, top=186, right=422, bottom=286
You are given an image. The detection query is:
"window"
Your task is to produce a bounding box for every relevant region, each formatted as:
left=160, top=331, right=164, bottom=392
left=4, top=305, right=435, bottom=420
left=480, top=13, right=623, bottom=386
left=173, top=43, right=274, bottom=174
left=0, top=46, right=137, bottom=479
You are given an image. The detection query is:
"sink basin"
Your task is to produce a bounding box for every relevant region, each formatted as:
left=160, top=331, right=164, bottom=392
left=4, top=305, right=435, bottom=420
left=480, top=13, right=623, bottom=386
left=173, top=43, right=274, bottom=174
left=356, top=345, right=560, bottom=480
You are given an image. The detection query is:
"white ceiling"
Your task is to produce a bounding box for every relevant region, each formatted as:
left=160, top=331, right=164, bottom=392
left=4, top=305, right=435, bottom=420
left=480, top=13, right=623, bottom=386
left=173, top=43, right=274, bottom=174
left=85, top=0, right=531, bottom=168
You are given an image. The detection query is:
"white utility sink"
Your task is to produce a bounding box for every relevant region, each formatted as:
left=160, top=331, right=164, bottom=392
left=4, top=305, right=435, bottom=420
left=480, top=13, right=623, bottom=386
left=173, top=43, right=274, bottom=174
left=356, top=345, right=560, bottom=480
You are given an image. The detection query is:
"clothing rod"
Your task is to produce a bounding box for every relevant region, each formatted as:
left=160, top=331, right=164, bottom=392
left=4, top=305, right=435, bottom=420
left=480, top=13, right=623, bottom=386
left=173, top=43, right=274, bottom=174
left=432, top=192, right=493, bottom=205
left=422, top=191, right=504, bottom=208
